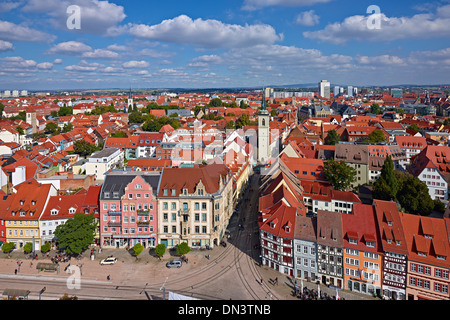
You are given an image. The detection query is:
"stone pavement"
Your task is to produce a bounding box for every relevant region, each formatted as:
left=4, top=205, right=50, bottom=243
left=0, top=245, right=376, bottom=301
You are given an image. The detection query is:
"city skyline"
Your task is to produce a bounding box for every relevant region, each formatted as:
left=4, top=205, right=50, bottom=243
left=1, top=0, right=450, bottom=90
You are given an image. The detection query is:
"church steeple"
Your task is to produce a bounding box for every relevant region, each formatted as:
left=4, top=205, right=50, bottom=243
left=259, top=86, right=269, bottom=114
left=126, top=87, right=133, bottom=113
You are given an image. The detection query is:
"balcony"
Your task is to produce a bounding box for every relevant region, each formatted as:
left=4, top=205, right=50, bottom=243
left=108, top=221, right=122, bottom=227
left=108, top=210, right=122, bottom=216
left=137, top=220, right=150, bottom=225
left=137, top=210, right=150, bottom=215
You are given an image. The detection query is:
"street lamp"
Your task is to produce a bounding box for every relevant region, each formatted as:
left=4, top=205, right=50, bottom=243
left=39, top=287, right=46, bottom=300
left=160, top=277, right=168, bottom=300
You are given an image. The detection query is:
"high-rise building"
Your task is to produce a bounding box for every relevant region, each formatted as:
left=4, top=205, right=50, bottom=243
left=347, top=86, right=354, bottom=97
left=318, top=80, right=330, bottom=99
left=334, top=86, right=340, bottom=97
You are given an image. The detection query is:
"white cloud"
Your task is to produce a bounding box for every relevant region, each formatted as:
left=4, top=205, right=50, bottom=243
left=304, top=6, right=450, bottom=44
left=106, top=44, right=127, bottom=51
left=354, top=55, right=406, bottom=66
left=81, top=49, right=119, bottom=59
left=0, top=40, right=13, bottom=52
left=53, top=58, right=63, bottom=64
left=295, top=10, right=320, bottom=26
left=22, top=0, right=126, bottom=36
left=0, top=1, right=22, bottom=12
left=37, top=62, right=54, bottom=70
left=0, top=20, right=54, bottom=42
left=122, top=60, right=149, bottom=68
left=48, top=41, right=92, bottom=55
left=242, top=0, right=332, bottom=11
left=128, top=15, right=283, bottom=49
left=65, top=60, right=103, bottom=72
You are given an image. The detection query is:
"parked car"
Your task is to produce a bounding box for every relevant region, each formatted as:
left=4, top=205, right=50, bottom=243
left=166, top=259, right=182, bottom=268
left=100, top=257, right=117, bottom=265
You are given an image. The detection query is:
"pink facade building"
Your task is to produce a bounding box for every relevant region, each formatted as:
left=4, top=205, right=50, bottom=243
left=100, top=171, right=160, bottom=248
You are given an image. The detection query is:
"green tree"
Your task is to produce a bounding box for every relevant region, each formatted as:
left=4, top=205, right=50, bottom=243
left=225, top=121, right=235, bottom=129
left=366, top=129, right=386, bottom=143
left=209, top=98, right=222, bottom=107
left=408, top=124, right=421, bottom=133
left=23, top=242, right=33, bottom=254
left=73, top=140, right=97, bottom=157
left=132, top=243, right=144, bottom=260
left=396, top=172, right=434, bottom=216
left=41, top=242, right=51, bottom=254
left=62, top=123, right=73, bottom=133
left=58, top=106, right=73, bottom=117
left=373, top=155, right=399, bottom=201
left=45, top=122, right=58, bottom=134
left=54, top=213, right=97, bottom=255
left=176, top=242, right=191, bottom=256
left=154, top=243, right=166, bottom=260
left=1, top=242, right=15, bottom=253
left=370, top=103, right=382, bottom=115
left=323, top=159, right=357, bottom=191
left=16, top=126, right=25, bottom=135
left=325, top=130, right=341, bottom=145
left=129, top=111, right=144, bottom=124
left=236, top=113, right=250, bottom=128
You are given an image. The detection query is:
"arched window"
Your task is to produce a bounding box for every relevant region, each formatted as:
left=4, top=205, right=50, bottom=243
left=262, top=119, right=266, bottom=126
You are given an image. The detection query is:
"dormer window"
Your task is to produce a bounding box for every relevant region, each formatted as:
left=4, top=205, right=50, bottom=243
left=31, top=200, right=36, bottom=206
left=387, top=221, right=393, bottom=227
left=366, top=241, right=375, bottom=248
left=163, top=189, right=168, bottom=196
left=51, top=209, right=58, bottom=215
left=171, top=189, right=176, bottom=196
left=20, top=200, right=24, bottom=205
left=198, top=189, right=204, bottom=196
left=69, top=208, right=76, bottom=214
left=104, top=192, right=110, bottom=199
left=285, top=226, right=290, bottom=233
left=424, top=234, right=433, bottom=239
left=19, top=211, right=26, bottom=217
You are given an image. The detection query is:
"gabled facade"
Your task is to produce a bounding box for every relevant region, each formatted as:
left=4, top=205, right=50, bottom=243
left=157, top=164, right=233, bottom=248
left=400, top=213, right=450, bottom=300
left=316, top=210, right=344, bottom=288
left=373, top=200, right=409, bottom=300
left=3, top=180, right=56, bottom=250
left=100, top=171, right=160, bottom=248
left=342, top=203, right=383, bottom=297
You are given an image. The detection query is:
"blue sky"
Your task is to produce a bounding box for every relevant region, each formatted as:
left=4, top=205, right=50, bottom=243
left=0, top=0, right=449, bottom=91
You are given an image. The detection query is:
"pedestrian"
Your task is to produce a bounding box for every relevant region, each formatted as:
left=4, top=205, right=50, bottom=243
left=14, top=269, right=17, bottom=275
left=275, top=277, right=278, bottom=285
left=107, top=275, right=110, bottom=281
left=260, top=278, right=263, bottom=285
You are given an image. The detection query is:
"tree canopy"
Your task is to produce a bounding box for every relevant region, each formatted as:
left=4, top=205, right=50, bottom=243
left=323, top=159, right=356, bottom=191
left=325, top=130, right=341, bottom=145
left=54, top=213, right=97, bottom=255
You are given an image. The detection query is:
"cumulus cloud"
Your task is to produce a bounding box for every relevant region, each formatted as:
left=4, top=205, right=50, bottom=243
left=65, top=60, right=103, bottom=72
left=128, top=15, right=283, bottom=49
left=81, top=49, right=119, bottom=59
left=304, top=5, right=450, bottom=44
left=0, top=20, right=54, bottom=42
left=48, top=41, right=92, bottom=55
left=0, top=40, right=13, bottom=52
left=242, top=0, right=332, bottom=11
left=122, top=60, right=149, bottom=68
left=22, top=0, right=126, bottom=36
left=295, top=10, right=320, bottom=26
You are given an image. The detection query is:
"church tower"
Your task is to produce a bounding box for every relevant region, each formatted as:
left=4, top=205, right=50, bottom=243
left=126, top=88, right=133, bottom=113
left=258, top=86, right=270, bottom=164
